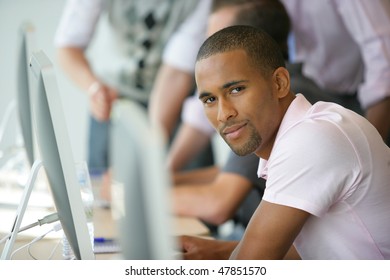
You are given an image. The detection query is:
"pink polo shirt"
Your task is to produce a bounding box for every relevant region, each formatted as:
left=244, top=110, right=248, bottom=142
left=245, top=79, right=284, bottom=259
left=258, top=94, right=390, bottom=259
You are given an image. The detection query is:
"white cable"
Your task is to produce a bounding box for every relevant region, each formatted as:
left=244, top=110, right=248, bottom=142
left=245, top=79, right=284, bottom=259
left=10, top=222, right=62, bottom=260
left=29, top=223, right=63, bottom=260
left=0, top=212, right=59, bottom=245
left=10, top=231, right=49, bottom=259
left=27, top=243, right=38, bottom=260
left=47, top=240, right=62, bottom=260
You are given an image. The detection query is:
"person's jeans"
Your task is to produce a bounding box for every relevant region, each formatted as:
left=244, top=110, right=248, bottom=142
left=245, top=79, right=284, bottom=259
left=87, top=116, right=110, bottom=175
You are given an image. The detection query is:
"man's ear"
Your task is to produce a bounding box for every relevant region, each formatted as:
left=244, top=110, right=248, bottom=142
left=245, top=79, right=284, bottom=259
left=273, top=67, right=290, bottom=98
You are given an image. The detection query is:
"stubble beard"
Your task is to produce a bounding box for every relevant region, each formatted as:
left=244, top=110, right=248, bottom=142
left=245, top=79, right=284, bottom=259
left=222, top=123, right=262, bottom=156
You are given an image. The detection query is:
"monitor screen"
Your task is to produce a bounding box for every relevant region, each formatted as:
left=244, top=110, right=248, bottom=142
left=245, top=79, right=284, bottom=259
left=16, top=22, right=36, bottom=167
left=110, top=100, right=176, bottom=259
left=29, top=50, right=94, bottom=260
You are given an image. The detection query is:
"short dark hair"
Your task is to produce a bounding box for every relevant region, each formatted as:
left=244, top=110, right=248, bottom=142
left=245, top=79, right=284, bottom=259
left=196, top=25, right=286, bottom=77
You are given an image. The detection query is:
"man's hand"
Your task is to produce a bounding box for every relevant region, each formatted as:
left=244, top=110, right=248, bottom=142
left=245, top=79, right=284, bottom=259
left=180, top=235, right=238, bottom=260
left=88, top=82, right=118, bottom=121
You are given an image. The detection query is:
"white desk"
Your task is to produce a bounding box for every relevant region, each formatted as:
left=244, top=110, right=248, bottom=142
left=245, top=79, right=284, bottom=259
left=0, top=169, right=210, bottom=260
left=0, top=196, right=209, bottom=260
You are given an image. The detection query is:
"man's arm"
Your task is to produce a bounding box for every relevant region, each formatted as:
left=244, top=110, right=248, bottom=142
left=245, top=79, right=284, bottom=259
left=173, top=165, right=220, bottom=185
left=167, top=124, right=212, bottom=172
left=149, top=0, right=211, bottom=138
left=337, top=0, right=390, bottom=141
left=230, top=201, right=310, bottom=259
left=57, top=47, right=118, bottom=121
left=179, top=234, right=301, bottom=260
left=181, top=235, right=238, bottom=260
left=365, top=97, right=390, bottom=142
left=57, top=47, right=97, bottom=92
left=55, top=0, right=103, bottom=93
left=149, top=64, right=195, bottom=138
left=173, top=172, right=253, bottom=225
left=55, top=0, right=117, bottom=121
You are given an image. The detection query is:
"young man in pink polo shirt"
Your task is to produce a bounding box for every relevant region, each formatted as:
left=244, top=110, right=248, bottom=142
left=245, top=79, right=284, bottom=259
left=181, top=25, right=390, bottom=260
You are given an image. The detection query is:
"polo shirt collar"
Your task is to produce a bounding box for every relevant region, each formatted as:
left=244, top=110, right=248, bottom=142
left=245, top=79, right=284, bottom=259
left=257, top=94, right=312, bottom=179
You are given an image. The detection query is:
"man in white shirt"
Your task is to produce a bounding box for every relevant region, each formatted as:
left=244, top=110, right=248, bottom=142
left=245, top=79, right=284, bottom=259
left=281, top=0, right=390, bottom=143
left=180, top=25, right=390, bottom=260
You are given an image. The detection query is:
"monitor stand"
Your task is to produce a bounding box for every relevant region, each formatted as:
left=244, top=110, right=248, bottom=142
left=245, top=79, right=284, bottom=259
left=1, top=160, right=44, bottom=259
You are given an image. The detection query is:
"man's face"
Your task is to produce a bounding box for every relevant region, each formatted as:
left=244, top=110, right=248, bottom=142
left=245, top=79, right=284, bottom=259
left=195, top=49, right=283, bottom=158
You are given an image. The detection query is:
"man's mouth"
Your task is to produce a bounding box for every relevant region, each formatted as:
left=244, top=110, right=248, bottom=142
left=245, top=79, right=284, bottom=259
left=221, top=123, right=247, bottom=140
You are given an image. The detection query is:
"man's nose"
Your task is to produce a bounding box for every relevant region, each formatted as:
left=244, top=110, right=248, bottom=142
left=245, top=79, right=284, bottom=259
left=217, top=99, right=237, bottom=123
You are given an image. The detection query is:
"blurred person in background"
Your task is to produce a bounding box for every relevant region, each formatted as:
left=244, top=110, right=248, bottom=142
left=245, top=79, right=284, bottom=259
left=54, top=0, right=211, bottom=204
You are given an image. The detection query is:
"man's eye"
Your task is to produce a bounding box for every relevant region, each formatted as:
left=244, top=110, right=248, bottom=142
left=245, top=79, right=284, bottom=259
left=204, top=97, right=216, bottom=104
left=231, top=87, right=244, bottom=94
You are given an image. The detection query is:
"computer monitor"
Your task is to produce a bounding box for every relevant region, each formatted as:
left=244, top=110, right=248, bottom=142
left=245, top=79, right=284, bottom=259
left=110, top=100, right=176, bottom=259
left=16, top=22, right=36, bottom=167
left=29, top=50, right=94, bottom=260
left=0, top=22, right=35, bottom=167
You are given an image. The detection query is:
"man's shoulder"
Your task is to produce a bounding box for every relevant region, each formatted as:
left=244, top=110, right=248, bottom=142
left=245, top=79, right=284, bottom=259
left=276, top=109, right=360, bottom=158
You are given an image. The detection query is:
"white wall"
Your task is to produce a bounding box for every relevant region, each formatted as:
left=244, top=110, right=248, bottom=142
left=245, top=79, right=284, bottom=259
left=0, top=0, right=88, bottom=163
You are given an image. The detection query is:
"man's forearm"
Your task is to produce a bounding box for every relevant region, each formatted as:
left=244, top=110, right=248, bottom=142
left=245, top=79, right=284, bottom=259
left=57, top=47, right=98, bottom=93
left=365, top=97, right=390, bottom=141
left=172, top=184, right=219, bottom=222
left=149, top=64, right=194, bottom=138
left=181, top=235, right=239, bottom=260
